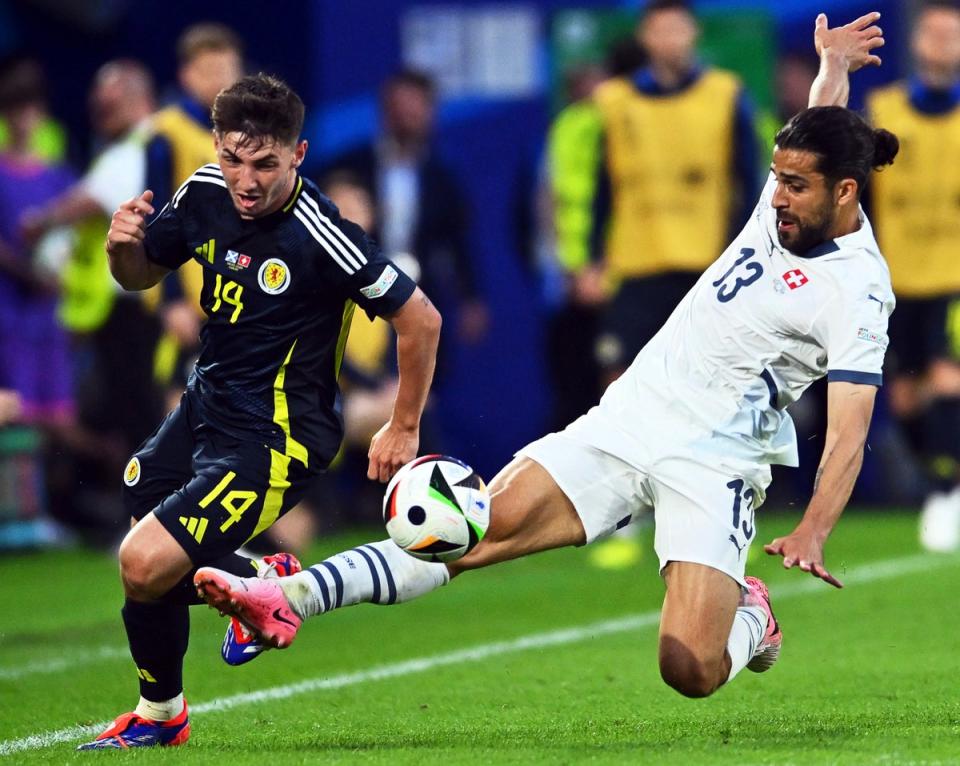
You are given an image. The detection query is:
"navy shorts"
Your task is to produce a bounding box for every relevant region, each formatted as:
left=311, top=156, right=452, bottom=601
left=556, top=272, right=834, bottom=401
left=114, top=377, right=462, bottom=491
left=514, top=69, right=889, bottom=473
left=887, top=295, right=960, bottom=376
left=596, top=271, right=699, bottom=369
left=122, top=391, right=319, bottom=564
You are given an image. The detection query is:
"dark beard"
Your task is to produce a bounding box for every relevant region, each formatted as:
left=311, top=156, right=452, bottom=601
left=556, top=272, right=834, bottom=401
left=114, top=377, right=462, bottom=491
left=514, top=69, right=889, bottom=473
left=777, top=207, right=834, bottom=255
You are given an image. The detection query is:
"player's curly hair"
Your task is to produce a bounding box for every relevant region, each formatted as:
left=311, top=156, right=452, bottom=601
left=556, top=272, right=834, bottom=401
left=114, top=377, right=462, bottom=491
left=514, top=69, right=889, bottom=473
left=212, top=73, right=304, bottom=147
left=774, top=106, right=898, bottom=196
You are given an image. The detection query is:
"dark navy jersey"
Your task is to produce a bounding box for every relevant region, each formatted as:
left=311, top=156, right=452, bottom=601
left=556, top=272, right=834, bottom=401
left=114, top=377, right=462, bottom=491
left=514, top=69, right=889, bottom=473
left=143, top=163, right=416, bottom=468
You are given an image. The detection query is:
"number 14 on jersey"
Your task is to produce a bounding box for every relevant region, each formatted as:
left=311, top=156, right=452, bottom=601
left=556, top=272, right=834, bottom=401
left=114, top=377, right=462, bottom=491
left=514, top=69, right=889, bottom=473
left=211, top=273, right=244, bottom=323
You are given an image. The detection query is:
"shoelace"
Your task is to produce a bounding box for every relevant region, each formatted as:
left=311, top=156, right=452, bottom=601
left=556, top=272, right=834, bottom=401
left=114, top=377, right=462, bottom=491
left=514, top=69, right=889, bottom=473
left=258, top=561, right=279, bottom=579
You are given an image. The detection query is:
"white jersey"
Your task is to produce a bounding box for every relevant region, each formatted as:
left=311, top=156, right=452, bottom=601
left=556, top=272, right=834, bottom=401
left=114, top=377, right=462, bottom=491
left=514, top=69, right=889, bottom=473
left=568, top=173, right=894, bottom=470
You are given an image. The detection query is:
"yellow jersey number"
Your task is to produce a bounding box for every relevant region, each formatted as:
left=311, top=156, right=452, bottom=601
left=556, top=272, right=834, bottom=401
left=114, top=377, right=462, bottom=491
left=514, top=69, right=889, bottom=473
left=199, top=471, right=258, bottom=532
left=211, top=274, right=244, bottom=323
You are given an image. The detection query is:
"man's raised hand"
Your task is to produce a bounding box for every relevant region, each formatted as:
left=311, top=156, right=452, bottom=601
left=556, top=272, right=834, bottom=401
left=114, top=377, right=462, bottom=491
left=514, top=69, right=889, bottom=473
left=815, top=11, right=885, bottom=71
left=106, top=190, right=155, bottom=254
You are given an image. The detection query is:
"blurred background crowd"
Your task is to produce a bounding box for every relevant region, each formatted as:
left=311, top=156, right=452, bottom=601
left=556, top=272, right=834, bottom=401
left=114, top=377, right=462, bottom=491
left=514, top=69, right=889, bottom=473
left=2, top=0, right=960, bottom=559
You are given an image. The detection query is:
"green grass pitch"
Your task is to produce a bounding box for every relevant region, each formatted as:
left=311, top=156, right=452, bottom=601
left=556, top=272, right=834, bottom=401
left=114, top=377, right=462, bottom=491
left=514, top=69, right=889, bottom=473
left=1, top=511, right=959, bottom=764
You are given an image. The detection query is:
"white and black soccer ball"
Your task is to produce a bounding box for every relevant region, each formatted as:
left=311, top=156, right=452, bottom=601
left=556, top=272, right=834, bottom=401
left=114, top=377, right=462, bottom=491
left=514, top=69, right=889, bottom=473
left=383, top=455, right=490, bottom=562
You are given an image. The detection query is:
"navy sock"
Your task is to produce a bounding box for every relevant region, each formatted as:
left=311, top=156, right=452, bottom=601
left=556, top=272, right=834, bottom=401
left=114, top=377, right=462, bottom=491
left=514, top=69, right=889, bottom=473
left=122, top=554, right=263, bottom=700
left=122, top=599, right=189, bottom=702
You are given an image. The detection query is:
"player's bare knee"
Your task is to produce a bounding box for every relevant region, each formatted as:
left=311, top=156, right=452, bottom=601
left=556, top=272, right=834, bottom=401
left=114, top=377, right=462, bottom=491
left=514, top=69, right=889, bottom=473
left=659, top=656, right=718, bottom=699
left=659, top=638, right=722, bottom=699
left=118, top=535, right=163, bottom=601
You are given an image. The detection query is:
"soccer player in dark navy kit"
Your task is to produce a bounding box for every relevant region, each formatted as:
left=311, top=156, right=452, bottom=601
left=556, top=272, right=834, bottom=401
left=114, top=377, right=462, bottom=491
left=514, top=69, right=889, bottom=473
left=78, top=75, right=441, bottom=750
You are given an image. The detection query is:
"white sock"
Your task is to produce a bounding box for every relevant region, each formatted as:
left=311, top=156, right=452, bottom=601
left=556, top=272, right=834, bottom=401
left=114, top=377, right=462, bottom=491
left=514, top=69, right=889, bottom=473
left=726, top=605, right=767, bottom=682
left=134, top=693, right=184, bottom=722
left=279, top=539, right=450, bottom=620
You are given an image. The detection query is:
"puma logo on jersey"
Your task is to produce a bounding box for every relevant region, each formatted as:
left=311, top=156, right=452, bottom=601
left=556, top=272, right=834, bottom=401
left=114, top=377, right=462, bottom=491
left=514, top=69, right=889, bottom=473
left=728, top=534, right=747, bottom=560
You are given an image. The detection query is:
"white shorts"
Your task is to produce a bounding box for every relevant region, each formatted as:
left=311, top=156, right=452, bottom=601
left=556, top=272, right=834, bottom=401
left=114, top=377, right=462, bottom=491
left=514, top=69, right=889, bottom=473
left=517, top=431, right=771, bottom=588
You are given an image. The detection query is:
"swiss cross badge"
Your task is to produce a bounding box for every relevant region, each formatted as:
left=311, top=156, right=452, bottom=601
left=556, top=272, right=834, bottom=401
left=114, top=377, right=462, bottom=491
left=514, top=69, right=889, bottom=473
left=782, top=269, right=808, bottom=290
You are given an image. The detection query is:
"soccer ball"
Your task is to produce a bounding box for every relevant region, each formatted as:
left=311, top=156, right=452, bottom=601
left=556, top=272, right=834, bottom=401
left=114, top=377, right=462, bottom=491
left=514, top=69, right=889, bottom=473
left=383, top=455, right=490, bottom=562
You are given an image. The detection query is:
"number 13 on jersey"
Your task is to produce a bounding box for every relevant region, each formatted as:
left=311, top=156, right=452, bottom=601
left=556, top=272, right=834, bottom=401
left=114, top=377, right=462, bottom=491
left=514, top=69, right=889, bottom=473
left=713, top=248, right=763, bottom=303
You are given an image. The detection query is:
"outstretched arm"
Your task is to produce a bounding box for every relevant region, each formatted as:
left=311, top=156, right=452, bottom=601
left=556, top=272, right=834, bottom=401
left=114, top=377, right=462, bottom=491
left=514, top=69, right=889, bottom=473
left=764, top=382, right=877, bottom=588
left=367, top=287, right=442, bottom=482
left=808, top=12, right=885, bottom=108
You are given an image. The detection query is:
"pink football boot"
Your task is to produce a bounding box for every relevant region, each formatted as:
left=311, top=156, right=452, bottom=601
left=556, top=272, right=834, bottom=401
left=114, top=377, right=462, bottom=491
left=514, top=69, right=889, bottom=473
left=194, top=567, right=301, bottom=649
left=743, top=575, right=782, bottom=672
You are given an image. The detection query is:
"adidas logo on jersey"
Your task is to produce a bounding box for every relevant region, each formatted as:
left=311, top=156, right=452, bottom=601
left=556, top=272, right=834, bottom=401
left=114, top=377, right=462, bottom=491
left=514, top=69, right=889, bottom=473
left=195, top=239, right=216, bottom=264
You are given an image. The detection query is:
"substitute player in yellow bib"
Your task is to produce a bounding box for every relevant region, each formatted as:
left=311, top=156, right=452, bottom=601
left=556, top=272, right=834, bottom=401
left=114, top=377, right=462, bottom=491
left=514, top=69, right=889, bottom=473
left=588, top=0, right=759, bottom=386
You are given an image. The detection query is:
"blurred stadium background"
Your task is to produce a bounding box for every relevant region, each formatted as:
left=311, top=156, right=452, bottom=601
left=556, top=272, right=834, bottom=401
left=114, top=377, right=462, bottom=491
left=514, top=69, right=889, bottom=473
left=0, top=0, right=937, bottom=550
left=2, top=0, right=960, bottom=758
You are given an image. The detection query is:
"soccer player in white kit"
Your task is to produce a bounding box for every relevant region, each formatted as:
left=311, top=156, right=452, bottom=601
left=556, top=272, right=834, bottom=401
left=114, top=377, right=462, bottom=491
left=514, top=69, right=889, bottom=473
left=196, top=12, right=896, bottom=701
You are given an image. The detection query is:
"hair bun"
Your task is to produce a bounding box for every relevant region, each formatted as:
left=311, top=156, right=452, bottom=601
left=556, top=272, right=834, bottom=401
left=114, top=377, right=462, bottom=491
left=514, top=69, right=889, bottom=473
left=872, top=128, right=899, bottom=167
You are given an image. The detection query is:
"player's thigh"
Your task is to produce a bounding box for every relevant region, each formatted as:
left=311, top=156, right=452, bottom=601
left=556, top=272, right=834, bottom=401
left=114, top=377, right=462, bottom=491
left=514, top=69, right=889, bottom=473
left=453, top=433, right=650, bottom=573
left=152, top=440, right=315, bottom=565
left=122, top=395, right=196, bottom=521
left=658, top=560, right=741, bottom=667
left=651, top=458, right=768, bottom=657
left=450, top=456, right=579, bottom=572
left=522, top=432, right=652, bottom=543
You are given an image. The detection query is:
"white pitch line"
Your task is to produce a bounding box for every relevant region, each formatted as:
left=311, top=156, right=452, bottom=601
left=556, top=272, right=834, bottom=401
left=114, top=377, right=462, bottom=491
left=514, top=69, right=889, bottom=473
left=1, top=551, right=954, bottom=756
left=0, top=646, right=128, bottom=681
